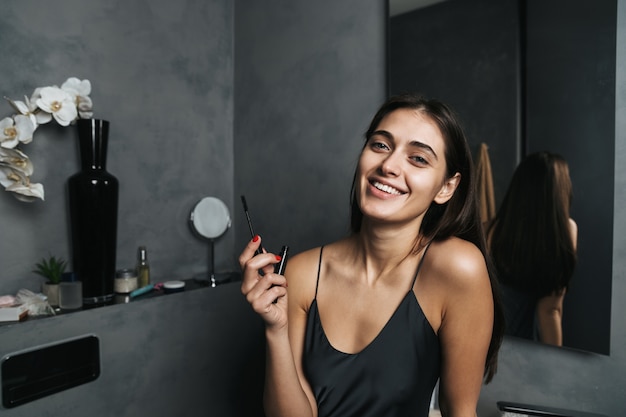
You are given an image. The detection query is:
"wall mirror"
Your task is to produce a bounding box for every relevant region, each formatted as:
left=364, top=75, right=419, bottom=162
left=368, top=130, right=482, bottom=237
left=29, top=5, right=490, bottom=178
left=388, top=0, right=616, bottom=354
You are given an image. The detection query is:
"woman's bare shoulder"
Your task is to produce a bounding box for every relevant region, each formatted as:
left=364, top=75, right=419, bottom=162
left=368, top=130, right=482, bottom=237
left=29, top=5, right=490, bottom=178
left=285, top=238, right=353, bottom=296
left=427, top=237, right=489, bottom=290
left=283, top=246, right=324, bottom=308
left=287, top=246, right=323, bottom=275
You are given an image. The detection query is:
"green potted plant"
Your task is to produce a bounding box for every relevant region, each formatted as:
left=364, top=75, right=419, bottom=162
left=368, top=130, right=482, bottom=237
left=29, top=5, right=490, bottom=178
left=34, top=255, right=67, bottom=307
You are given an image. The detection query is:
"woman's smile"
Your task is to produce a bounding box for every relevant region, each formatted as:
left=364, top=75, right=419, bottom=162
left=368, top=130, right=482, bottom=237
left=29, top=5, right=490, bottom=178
left=369, top=180, right=406, bottom=196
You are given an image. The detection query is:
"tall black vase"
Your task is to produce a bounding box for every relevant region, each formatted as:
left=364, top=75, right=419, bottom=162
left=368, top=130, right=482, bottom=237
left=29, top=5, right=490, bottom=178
left=68, top=119, right=119, bottom=307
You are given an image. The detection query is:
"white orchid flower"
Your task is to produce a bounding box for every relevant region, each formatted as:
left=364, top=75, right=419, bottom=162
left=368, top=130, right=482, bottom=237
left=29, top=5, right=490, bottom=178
left=62, top=77, right=91, bottom=97
left=0, top=115, right=36, bottom=149
left=0, top=162, right=44, bottom=202
left=0, top=76, right=95, bottom=202
left=0, top=147, right=34, bottom=176
left=77, top=95, right=93, bottom=119
left=29, top=87, right=52, bottom=125
left=7, top=180, right=44, bottom=202
left=5, top=95, right=39, bottom=128
left=36, top=86, right=77, bottom=126
left=61, top=77, right=93, bottom=119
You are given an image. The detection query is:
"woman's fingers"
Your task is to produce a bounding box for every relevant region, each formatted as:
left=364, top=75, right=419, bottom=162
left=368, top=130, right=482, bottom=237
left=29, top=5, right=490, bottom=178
left=244, top=270, right=288, bottom=329
left=238, top=235, right=288, bottom=326
left=239, top=235, right=283, bottom=294
left=245, top=272, right=288, bottom=306
left=238, top=235, right=263, bottom=270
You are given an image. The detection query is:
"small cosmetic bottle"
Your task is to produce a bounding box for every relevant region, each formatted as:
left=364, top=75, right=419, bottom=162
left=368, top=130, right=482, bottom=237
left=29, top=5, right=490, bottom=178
left=114, top=269, right=138, bottom=294
left=114, top=268, right=138, bottom=304
left=136, top=246, right=150, bottom=288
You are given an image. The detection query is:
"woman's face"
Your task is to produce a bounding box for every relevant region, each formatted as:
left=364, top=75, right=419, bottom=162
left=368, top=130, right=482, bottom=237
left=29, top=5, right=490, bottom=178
left=356, top=108, right=458, bottom=228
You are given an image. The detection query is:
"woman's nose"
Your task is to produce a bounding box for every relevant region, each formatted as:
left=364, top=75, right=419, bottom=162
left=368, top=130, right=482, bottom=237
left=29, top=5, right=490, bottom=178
left=380, top=151, right=401, bottom=176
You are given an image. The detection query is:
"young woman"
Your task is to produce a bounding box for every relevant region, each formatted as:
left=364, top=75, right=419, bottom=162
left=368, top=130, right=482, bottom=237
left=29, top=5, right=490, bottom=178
left=240, top=94, right=504, bottom=417
left=487, top=151, right=577, bottom=346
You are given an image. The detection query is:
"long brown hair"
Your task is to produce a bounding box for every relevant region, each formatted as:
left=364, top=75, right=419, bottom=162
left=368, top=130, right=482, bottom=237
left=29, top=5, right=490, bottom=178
left=350, top=93, right=504, bottom=383
left=488, top=151, right=576, bottom=297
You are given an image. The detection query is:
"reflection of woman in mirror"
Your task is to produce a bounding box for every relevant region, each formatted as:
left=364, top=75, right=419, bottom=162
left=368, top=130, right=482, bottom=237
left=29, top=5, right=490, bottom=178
left=487, top=151, right=577, bottom=346
left=239, top=94, right=504, bottom=417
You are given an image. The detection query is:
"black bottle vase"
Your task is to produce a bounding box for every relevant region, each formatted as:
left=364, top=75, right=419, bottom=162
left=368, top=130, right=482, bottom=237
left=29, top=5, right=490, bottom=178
left=68, top=119, right=119, bottom=307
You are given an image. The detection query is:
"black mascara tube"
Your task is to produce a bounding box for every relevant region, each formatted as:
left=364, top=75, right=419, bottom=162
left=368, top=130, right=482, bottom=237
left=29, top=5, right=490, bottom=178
left=274, top=245, right=289, bottom=275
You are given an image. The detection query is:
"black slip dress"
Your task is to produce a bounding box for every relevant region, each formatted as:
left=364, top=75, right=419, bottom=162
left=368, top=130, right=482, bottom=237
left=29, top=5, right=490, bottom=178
left=303, top=245, right=440, bottom=417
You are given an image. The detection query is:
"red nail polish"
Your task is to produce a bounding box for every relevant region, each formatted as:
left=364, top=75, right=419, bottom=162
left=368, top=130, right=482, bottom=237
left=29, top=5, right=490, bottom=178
left=275, top=255, right=282, bottom=261
left=253, top=235, right=259, bottom=242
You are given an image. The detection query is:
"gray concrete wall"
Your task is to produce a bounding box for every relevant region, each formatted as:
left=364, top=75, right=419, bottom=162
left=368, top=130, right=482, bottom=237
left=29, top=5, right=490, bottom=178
left=233, top=0, right=387, bottom=256
left=0, top=0, right=235, bottom=296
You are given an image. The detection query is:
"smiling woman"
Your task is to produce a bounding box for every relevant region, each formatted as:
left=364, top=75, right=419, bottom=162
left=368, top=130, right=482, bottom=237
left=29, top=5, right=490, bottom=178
left=239, top=93, right=504, bottom=417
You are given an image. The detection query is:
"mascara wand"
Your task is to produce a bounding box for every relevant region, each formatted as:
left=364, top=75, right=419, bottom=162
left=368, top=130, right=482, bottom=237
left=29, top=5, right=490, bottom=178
left=241, top=195, right=265, bottom=255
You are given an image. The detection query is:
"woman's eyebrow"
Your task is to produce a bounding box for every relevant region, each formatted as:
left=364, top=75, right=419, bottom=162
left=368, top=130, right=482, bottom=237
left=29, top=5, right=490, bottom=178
left=409, top=140, right=438, bottom=160
left=370, top=130, right=438, bottom=160
left=371, top=129, right=393, bottom=140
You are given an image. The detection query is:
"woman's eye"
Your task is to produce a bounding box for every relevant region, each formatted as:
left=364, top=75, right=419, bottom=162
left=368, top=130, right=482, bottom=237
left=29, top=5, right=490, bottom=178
left=371, top=141, right=389, bottom=151
left=410, top=155, right=428, bottom=165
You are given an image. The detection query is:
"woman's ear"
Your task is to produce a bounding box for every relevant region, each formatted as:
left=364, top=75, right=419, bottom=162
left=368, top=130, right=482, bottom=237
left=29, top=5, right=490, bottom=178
left=434, top=173, right=461, bottom=204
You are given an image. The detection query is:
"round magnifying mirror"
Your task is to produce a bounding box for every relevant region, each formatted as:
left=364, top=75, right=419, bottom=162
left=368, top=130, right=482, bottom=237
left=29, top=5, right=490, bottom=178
left=189, top=197, right=231, bottom=287
left=189, top=197, right=231, bottom=240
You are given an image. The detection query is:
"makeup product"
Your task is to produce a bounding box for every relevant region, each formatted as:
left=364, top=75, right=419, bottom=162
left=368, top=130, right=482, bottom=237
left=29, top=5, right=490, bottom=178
left=163, top=280, right=186, bottom=294
left=114, top=269, right=138, bottom=294
left=136, top=246, right=150, bottom=288
left=240, top=195, right=264, bottom=255
left=129, top=284, right=154, bottom=299
left=274, top=245, right=289, bottom=274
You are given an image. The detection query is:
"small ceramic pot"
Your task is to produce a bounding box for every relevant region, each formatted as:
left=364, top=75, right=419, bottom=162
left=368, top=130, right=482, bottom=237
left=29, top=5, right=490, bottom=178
left=41, top=282, right=60, bottom=307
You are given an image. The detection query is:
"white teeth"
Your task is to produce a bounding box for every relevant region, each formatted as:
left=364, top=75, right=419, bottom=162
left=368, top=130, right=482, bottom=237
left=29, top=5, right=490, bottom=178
left=373, top=181, right=402, bottom=195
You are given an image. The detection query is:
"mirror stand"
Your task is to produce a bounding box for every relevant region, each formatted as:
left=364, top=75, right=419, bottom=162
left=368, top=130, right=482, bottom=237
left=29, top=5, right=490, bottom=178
left=189, top=197, right=232, bottom=287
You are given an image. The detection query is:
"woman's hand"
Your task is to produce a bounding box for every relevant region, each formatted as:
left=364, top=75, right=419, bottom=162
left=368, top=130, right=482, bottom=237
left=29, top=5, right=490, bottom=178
left=239, top=235, right=289, bottom=330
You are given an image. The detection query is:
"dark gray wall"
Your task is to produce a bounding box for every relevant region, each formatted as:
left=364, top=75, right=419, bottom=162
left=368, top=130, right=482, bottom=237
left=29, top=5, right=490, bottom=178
left=234, top=0, right=387, bottom=257
left=0, top=0, right=235, bottom=296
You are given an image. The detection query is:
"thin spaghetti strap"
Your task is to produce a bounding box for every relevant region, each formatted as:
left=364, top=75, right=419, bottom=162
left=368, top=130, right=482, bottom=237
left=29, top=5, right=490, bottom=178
left=410, top=242, right=431, bottom=289
left=314, top=246, right=324, bottom=299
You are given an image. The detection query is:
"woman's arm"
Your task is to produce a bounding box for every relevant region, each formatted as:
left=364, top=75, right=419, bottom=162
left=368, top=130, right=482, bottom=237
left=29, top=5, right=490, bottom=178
left=536, top=289, right=566, bottom=346
left=239, top=236, right=317, bottom=417
left=569, top=218, right=578, bottom=251
left=536, top=218, right=576, bottom=346
left=434, top=240, right=494, bottom=417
